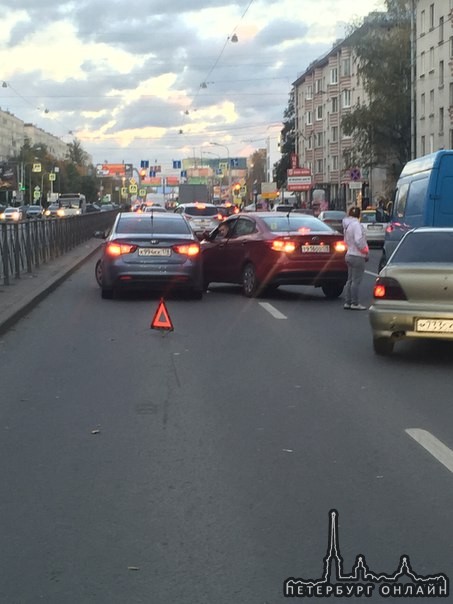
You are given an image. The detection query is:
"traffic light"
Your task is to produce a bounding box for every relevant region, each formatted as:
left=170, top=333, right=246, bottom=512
left=233, top=184, right=241, bottom=196
left=139, top=169, right=147, bottom=178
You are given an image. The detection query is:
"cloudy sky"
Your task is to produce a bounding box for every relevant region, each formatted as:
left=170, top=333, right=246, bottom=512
left=1, top=0, right=384, bottom=170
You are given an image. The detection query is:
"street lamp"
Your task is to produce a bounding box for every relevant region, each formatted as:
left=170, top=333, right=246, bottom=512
left=210, top=142, right=231, bottom=202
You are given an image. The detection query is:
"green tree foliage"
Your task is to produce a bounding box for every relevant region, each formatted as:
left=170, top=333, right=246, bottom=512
left=274, top=90, right=296, bottom=188
left=342, top=1, right=411, bottom=185
left=67, top=138, right=89, bottom=166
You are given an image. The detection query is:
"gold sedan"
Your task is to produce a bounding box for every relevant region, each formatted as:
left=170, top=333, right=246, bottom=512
left=369, top=228, right=453, bottom=355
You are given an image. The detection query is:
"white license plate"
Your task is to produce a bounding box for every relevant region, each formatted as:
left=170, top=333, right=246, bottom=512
left=368, top=225, right=383, bottom=230
left=138, top=248, right=171, bottom=256
left=416, top=319, right=453, bottom=333
left=301, top=245, right=330, bottom=253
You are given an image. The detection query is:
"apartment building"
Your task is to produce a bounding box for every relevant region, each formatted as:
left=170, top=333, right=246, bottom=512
left=416, top=1, right=453, bottom=155
left=0, top=109, right=24, bottom=161
left=24, top=123, right=69, bottom=160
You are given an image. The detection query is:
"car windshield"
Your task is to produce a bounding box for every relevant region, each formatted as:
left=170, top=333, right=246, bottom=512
left=182, top=206, right=218, bottom=217
left=115, top=216, right=191, bottom=234
left=322, top=211, right=346, bottom=219
left=360, top=212, right=378, bottom=223
left=261, top=215, right=334, bottom=233
left=391, top=231, right=453, bottom=263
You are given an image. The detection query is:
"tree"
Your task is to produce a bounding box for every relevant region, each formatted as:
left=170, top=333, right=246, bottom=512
left=67, top=138, right=89, bottom=167
left=341, top=1, right=411, bottom=189
left=274, top=90, right=296, bottom=189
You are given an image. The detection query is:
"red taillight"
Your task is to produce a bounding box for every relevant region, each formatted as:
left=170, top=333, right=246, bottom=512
left=373, top=277, right=407, bottom=300
left=271, top=239, right=296, bottom=253
left=334, top=241, right=347, bottom=253
left=106, top=242, right=137, bottom=256
left=172, top=243, right=200, bottom=256
left=386, top=224, right=393, bottom=233
left=217, top=213, right=223, bottom=221
left=234, top=207, right=240, bottom=214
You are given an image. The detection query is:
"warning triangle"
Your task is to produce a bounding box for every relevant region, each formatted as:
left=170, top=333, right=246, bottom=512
left=151, top=298, right=174, bottom=331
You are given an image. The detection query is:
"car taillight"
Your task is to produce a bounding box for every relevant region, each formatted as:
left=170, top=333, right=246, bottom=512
left=373, top=277, right=407, bottom=300
left=217, top=213, right=224, bottom=221
left=172, top=243, right=200, bottom=256
left=334, top=241, right=347, bottom=253
left=234, top=207, right=240, bottom=214
left=271, top=239, right=296, bottom=253
left=106, top=242, right=137, bottom=256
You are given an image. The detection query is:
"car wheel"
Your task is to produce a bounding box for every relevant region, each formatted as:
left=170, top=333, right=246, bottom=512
left=373, top=337, right=394, bottom=355
left=242, top=262, right=260, bottom=297
left=321, top=282, right=344, bottom=299
left=101, top=287, right=114, bottom=300
left=95, top=259, right=103, bottom=287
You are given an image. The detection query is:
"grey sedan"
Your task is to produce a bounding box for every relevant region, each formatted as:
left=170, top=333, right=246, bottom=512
left=95, top=213, right=203, bottom=299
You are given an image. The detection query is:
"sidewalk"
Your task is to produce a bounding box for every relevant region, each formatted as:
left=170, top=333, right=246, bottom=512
left=0, top=238, right=101, bottom=336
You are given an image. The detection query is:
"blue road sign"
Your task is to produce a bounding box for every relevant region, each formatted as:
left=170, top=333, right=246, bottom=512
left=173, top=160, right=182, bottom=169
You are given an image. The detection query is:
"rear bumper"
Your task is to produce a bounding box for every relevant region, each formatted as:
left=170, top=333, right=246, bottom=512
left=265, top=268, right=347, bottom=287
left=369, top=304, right=453, bottom=340
left=102, top=259, right=203, bottom=290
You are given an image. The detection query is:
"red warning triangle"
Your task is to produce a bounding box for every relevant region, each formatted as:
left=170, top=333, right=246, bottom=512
left=151, top=298, right=174, bottom=331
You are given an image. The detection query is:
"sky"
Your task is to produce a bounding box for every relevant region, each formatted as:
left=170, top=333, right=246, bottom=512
left=0, top=0, right=385, bottom=172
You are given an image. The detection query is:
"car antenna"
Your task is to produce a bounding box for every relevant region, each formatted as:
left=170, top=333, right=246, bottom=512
left=286, top=207, right=294, bottom=219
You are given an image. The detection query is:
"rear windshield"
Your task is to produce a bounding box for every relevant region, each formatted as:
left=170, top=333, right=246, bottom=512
left=360, top=212, right=378, bottom=223
left=116, top=216, right=191, bottom=234
left=323, top=211, right=346, bottom=219
left=182, top=207, right=218, bottom=217
left=261, top=215, right=334, bottom=233
left=392, top=231, right=453, bottom=263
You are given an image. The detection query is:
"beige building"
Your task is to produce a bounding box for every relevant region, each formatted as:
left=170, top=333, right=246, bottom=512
left=0, top=109, right=24, bottom=161
left=24, top=123, right=69, bottom=160
left=415, top=0, right=453, bottom=156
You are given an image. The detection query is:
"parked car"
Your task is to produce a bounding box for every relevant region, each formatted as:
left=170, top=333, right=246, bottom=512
left=0, top=206, right=23, bottom=221
left=318, top=210, right=347, bottom=233
left=85, top=203, right=101, bottom=213
left=174, top=202, right=221, bottom=238
left=360, top=209, right=387, bottom=247
left=44, top=203, right=62, bottom=218
left=26, top=205, right=44, bottom=219
left=95, top=212, right=203, bottom=299
left=201, top=212, right=347, bottom=297
left=369, top=227, right=453, bottom=355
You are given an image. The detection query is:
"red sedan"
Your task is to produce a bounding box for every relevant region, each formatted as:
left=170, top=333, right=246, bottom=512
left=201, top=212, right=348, bottom=297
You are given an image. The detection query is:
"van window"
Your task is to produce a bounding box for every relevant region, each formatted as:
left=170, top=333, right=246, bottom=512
left=404, top=176, right=429, bottom=227
left=394, top=183, right=409, bottom=219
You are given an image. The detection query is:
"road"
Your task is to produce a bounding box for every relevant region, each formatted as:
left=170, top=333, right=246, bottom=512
left=0, top=249, right=452, bottom=603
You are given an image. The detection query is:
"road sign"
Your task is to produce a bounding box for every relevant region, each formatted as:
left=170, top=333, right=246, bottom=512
left=33, top=190, right=41, bottom=200
left=139, top=188, right=146, bottom=197
left=348, top=181, right=362, bottom=189
left=32, top=163, right=41, bottom=173
left=129, top=184, right=138, bottom=194
left=129, top=177, right=137, bottom=185
left=49, top=173, right=56, bottom=181
left=121, top=187, right=128, bottom=197
left=350, top=167, right=361, bottom=181
left=173, top=160, right=181, bottom=169
left=287, top=168, right=312, bottom=191
left=151, top=299, right=174, bottom=332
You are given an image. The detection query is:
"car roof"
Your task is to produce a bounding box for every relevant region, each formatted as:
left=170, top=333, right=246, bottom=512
left=177, top=203, right=216, bottom=208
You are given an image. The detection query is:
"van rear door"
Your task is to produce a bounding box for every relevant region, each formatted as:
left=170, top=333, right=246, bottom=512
left=434, top=153, right=453, bottom=226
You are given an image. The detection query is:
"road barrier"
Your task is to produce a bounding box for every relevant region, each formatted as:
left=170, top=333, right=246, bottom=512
left=0, top=211, right=118, bottom=285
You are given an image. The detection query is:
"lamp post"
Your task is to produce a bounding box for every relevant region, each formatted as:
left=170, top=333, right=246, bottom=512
left=210, top=142, right=231, bottom=202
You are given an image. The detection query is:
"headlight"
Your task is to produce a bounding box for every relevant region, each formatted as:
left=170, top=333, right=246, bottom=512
left=13, top=213, right=20, bottom=220
left=0, top=213, right=4, bottom=220
left=57, top=209, right=65, bottom=217
left=44, top=210, right=50, bottom=216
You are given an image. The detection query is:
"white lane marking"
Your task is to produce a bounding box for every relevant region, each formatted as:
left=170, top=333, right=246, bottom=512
left=406, top=429, right=453, bottom=474
left=365, top=270, right=379, bottom=277
left=258, top=302, right=287, bottom=320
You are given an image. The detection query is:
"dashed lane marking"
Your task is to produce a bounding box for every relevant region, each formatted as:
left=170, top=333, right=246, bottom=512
left=406, top=428, right=453, bottom=474
left=258, top=302, right=287, bottom=320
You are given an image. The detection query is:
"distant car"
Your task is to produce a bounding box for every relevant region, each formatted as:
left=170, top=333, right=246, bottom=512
left=44, top=203, right=63, bottom=218
left=95, top=212, right=203, bottom=299
left=0, top=206, right=23, bottom=221
left=143, top=206, right=167, bottom=213
left=216, top=204, right=239, bottom=220
left=292, top=208, right=315, bottom=216
left=26, top=205, right=44, bottom=219
left=174, top=202, right=221, bottom=238
left=85, top=203, right=101, bottom=213
left=318, top=210, right=347, bottom=233
left=369, top=227, right=453, bottom=355
left=202, top=212, right=348, bottom=298
left=274, top=204, right=297, bottom=213
left=100, top=204, right=115, bottom=212
left=360, top=209, right=387, bottom=247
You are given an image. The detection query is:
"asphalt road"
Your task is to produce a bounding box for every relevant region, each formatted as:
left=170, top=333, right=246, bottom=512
left=0, top=249, right=452, bottom=603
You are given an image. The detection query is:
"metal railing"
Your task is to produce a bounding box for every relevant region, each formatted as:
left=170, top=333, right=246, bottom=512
left=0, top=212, right=118, bottom=285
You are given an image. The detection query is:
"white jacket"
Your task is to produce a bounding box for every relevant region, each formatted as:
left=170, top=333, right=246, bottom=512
left=342, top=217, right=369, bottom=257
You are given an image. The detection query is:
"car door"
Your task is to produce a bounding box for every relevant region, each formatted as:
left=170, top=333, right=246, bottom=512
left=202, top=218, right=238, bottom=283
left=222, top=217, right=258, bottom=282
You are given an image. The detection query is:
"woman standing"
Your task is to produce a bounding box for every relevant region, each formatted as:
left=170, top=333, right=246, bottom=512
left=342, top=206, right=369, bottom=310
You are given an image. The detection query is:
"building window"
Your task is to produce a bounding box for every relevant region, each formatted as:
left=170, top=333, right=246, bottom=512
left=316, top=159, right=323, bottom=174
left=342, top=89, right=351, bottom=108
left=315, top=78, right=323, bottom=94
left=307, top=135, right=313, bottom=150
left=330, top=68, right=338, bottom=84
left=341, top=58, right=351, bottom=77
left=450, top=130, right=453, bottom=149
left=421, top=92, right=425, bottom=116
left=306, top=85, right=313, bottom=100
left=341, top=125, right=351, bottom=140
left=306, top=111, right=312, bottom=125
left=429, top=3, right=434, bottom=30
left=331, top=96, right=338, bottom=113
left=420, top=52, right=425, bottom=76
left=439, top=60, right=444, bottom=87
left=450, top=83, right=453, bottom=106
left=429, top=47, right=434, bottom=71
left=429, top=133, right=434, bottom=153
left=331, top=126, right=338, bottom=142
left=316, top=105, right=323, bottom=120
left=332, top=155, right=338, bottom=170
left=429, top=89, right=434, bottom=115
left=451, top=37, right=453, bottom=58
left=420, top=10, right=425, bottom=34
left=421, top=135, right=426, bottom=155
left=439, top=107, right=444, bottom=134
left=439, top=16, right=444, bottom=43
left=315, top=132, right=323, bottom=147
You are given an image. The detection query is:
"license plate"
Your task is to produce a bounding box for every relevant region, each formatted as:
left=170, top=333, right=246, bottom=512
left=138, top=248, right=171, bottom=256
left=301, top=245, right=330, bottom=253
left=368, top=225, right=383, bottom=230
left=416, top=319, right=453, bottom=333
